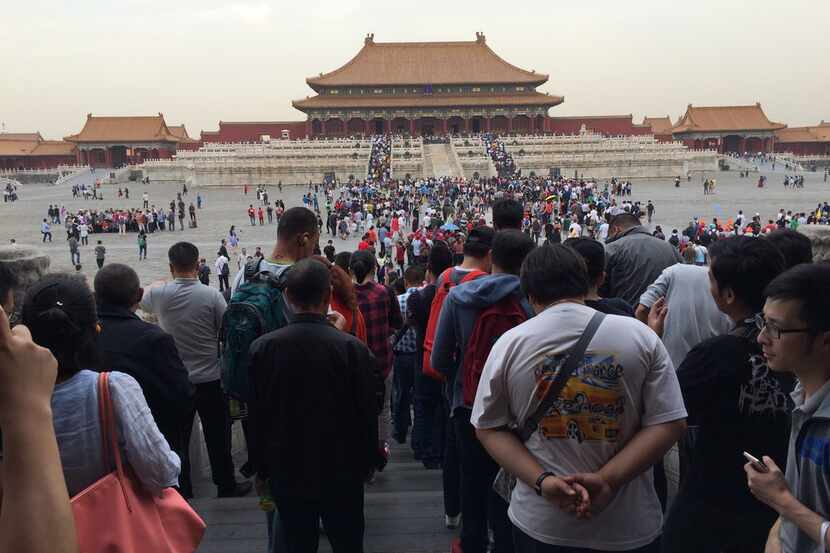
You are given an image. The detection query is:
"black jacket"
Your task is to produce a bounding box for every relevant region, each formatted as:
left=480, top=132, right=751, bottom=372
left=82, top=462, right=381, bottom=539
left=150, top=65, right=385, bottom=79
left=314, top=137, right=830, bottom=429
left=249, top=313, right=378, bottom=500
left=95, top=304, right=193, bottom=443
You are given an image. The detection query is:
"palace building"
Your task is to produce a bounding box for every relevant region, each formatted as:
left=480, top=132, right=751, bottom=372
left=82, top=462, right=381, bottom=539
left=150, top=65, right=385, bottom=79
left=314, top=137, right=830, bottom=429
left=774, top=122, right=830, bottom=156
left=670, top=103, right=786, bottom=154
left=0, top=133, right=76, bottom=170
left=291, top=33, right=563, bottom=137
left=64, top=114, right=189, bottom=167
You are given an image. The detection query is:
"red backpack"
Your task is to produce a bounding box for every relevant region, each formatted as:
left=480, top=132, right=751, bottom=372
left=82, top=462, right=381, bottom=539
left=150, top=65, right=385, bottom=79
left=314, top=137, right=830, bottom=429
left=461, top=296, right=527, bottom=407
left=422, top=268, right=487, bottom=381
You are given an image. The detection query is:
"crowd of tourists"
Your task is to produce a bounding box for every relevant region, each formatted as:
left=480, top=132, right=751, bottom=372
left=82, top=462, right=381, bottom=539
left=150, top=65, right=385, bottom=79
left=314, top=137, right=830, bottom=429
left=2, top=180, right=19, bottom=202
left=368, top=134, right=391, bottom=182
left=5, top=190, right=830, bottom=553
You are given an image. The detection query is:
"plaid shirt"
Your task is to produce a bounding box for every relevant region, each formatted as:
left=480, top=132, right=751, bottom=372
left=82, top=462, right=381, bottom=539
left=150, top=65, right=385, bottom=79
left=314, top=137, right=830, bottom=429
left=393, top=287, right=419, bottom=354
left=355, top=281, right=403, bottom=377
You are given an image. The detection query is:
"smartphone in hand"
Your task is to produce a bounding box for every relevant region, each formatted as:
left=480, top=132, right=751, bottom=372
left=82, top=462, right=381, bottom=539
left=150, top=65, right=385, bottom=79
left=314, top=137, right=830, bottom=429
left=743, top=451, right=769, bottom=473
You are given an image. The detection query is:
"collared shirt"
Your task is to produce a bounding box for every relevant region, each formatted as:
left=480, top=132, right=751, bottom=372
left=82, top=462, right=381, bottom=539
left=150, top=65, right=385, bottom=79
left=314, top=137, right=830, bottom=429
left=355, top=281, right=403, bottom=377
left=781, top=380, right=830, bottom=553
left=394, top=287, right=419, bottom=354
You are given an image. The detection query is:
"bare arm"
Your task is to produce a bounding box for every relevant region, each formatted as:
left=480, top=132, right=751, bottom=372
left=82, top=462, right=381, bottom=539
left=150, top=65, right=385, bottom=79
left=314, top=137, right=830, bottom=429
left=0, top=307, right=78, bottom=553
left=476, top=427, right=587, bottom=511
left=634, top=304, right=649, bottom=324
left=599, top=420, right=686, bottom=492
left=765, top=518, right=782, bottom=553
left=564, top=419, right=686, bottom=515
left=748, top=456, right=828, bottom=551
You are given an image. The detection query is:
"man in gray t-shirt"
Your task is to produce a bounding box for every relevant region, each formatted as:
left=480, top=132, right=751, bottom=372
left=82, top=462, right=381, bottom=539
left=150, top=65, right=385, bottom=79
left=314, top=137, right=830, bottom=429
left=636, top=264, right=731, bottom=368
left=140, top=241, right=250, bottom=498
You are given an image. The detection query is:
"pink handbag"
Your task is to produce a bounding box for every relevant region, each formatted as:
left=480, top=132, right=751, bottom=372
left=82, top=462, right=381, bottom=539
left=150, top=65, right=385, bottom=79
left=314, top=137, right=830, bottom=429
left=70, top=372, right=206, bottom=553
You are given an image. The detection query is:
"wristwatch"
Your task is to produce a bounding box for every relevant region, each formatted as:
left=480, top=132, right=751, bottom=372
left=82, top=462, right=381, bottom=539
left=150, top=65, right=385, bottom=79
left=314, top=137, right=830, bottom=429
left=534, top=471, right=556, bottom=496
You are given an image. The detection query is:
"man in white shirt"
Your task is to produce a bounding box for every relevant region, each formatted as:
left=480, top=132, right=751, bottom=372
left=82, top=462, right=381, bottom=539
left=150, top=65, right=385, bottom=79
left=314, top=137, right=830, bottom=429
left=215, top=254, right=230, bottom=292
left=473, top=244, right=687, bottom=552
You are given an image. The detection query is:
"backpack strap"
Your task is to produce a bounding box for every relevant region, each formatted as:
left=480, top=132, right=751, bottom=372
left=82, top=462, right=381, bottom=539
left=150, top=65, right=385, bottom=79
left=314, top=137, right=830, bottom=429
left=517, top=311, right=605, bottom=442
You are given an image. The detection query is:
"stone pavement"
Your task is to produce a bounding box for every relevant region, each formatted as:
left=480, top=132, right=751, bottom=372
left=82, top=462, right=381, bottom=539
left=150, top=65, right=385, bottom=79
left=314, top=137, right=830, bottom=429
left=191, top=437, right=455, bottom=553
left=2, top=168, right=828, bottom=287
left=0, top=168, right=828, bottom=552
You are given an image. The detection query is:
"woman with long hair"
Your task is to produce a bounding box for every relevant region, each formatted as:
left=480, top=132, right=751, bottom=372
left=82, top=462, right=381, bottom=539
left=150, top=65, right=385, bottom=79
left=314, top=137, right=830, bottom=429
left=311, top=255, right=367, bottom=343
left=21, top=274, right=180, bottom=498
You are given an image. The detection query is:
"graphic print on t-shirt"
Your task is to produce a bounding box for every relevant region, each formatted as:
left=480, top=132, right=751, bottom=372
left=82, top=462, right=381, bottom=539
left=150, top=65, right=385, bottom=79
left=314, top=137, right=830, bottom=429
left=535, top=352, right=625, bottom=444
left=738, top=353, right=791, bottom=416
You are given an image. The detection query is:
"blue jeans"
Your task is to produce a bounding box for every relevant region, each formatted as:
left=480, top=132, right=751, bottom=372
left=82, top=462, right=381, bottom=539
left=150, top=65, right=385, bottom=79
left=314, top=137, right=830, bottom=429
left=412, top=364, right=444, bottom=463
left=392, top=353, right=416, bottom=440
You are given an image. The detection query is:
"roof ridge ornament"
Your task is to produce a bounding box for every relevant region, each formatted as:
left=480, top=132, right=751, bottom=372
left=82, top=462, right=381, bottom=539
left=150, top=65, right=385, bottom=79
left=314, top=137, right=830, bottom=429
left=365, top=33, right=374, bottom=45
left=476, top=32, right=486, bottom=44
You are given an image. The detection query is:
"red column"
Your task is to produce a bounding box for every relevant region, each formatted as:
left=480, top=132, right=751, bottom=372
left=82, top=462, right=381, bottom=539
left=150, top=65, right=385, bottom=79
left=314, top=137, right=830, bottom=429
left=410, top=119, right=416, bottom=136
left=441, top=118, right=448, bottom=135
left=305, top=119, right=312, bottom=138
left=485, top=117, right=491, bottom=132
left=507, top=117, right=514, bottom=133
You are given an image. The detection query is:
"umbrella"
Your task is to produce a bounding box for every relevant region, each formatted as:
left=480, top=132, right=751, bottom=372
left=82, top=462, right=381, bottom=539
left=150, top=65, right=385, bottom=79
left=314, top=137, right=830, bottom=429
left=545, top=195, right=557, bottom=201
left=441, top=222, right=460, bottom=231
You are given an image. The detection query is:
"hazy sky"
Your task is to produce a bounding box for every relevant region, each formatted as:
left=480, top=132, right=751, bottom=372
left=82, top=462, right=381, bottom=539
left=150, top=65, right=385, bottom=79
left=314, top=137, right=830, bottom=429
left=3, top=0, right=828, bottom=139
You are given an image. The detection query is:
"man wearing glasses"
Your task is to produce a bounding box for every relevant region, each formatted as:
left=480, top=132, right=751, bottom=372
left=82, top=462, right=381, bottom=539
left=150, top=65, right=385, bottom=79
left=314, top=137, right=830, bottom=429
left=662, top=236, right=797, bottom=553
left=746, top=263, right=830, bottom=553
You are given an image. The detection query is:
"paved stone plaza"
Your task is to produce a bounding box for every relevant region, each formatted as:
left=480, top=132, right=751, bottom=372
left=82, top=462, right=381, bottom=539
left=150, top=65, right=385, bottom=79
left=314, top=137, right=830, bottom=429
left=1, top=166, right=827, bottom=552
left=1, top=167, right=827, bottom=287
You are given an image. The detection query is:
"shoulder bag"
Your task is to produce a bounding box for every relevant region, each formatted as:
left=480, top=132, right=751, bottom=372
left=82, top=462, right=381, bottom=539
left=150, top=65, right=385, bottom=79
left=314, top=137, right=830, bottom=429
left=71, top=372, right=206, bottom=553
left=493, top=311, right=605, bottom=502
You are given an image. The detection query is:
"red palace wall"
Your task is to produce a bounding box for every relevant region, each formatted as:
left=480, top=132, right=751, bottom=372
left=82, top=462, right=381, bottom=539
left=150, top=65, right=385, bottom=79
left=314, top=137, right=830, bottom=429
left=544, top=116, right=652, bottom=136
left=775, top=142, right=830, bottom=156
left=213, top=121, right=308, bottom=143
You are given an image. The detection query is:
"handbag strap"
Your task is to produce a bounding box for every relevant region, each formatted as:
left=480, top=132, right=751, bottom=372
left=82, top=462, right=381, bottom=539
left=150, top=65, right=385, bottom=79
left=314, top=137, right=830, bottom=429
left=517, top=310, right=605, bottom=442
left=97, top=372, right=132, bottom=511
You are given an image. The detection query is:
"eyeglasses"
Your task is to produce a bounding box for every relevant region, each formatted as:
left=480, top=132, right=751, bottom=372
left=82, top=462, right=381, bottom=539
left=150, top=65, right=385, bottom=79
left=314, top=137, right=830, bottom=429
left=754, top=314, right=811, bottom=340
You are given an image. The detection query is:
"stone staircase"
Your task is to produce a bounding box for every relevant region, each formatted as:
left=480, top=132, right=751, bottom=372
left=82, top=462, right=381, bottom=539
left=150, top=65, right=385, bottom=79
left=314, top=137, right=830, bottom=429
left=423, top=143, right=463, bottom=179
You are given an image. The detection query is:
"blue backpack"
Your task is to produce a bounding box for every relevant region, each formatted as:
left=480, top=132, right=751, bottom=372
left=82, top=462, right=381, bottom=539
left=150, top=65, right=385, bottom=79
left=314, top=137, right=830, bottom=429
left=220, top=261, right=290, bottom=402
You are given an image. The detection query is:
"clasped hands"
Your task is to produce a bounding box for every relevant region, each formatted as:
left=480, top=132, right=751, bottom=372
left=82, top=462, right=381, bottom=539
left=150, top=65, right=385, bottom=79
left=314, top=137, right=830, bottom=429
left=539, top=472, right=616, bottom=520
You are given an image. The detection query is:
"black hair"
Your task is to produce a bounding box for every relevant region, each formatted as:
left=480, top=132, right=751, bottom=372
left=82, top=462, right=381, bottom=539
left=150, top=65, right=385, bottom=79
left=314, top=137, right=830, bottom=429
left=349, top=250, right=376, bottom=283
left=21, top=274, right=98, bottom=378
left=492, top=199, right=523, bottom=230
left=492, top=230, right=535, bottom=275
left=610, top=212, right=640, bottom=228
left=764, top=263, right=830, bottom=333
left=0, top=262, right=19, bottom=307
left=94, top=263, right=140, bottom=308
left=404, top=264, right=426, bottom=286
left=765, top=229, right=813, bottom=269
left=284, top=258, right=331, bottom=310
left=564, top=237, right=605, bottom=283
left=463, top=226, right=495, bottom=258
left=277, top=207, right=318, bottom=240
left=391, top=278, right=406, bottom=295
left=709, top=236, right=785, bottom=313
left=168, top=242, right=199, bottom=271
left=427, top=241, right=453, bottom=277
left=333, top=251, right=352, bottom=273
left=520, top=244, right=589, bottom=305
